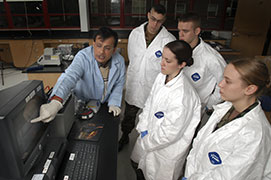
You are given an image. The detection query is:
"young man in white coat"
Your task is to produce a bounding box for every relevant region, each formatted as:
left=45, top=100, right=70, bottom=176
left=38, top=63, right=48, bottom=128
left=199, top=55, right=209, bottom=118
left=119, top=4, right=176, bottom=151
left=178, top=13, right=226, bottom=128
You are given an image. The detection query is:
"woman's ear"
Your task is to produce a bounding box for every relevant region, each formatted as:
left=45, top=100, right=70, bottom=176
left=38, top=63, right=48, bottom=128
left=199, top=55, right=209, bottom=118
left=245, top=84, right=258, bottom=96
left=179, top=62, right=187, bottom=69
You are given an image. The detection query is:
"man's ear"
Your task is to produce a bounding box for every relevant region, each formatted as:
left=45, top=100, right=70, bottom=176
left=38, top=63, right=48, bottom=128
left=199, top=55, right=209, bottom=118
left=195, top=27, right=201, bottom=36
left=113, top=47, right=117, bottom=54
left=245, top=84, right=258, bottom=96
left=147, top=12, right=150, bottom=19
left=162, top=16, right=166, bottom=24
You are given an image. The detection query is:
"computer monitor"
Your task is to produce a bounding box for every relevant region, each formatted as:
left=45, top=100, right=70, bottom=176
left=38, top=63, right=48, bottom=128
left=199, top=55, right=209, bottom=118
left=0, top=80, right=49, bottom=179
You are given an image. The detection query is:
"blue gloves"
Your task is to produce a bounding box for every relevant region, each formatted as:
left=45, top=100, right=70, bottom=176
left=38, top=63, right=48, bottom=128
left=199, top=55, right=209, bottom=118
left=141, top=130, right=148, bottom=138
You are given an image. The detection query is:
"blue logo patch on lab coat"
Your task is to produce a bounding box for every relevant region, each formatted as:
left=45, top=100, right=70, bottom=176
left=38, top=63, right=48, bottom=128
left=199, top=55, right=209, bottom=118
left=155, top=50, right=162, bottom=58
left=208, top=152, right=222, bottom=165
left=191, top=73, right=201, bottom=82
left=155, top=111, right=164, bottom=119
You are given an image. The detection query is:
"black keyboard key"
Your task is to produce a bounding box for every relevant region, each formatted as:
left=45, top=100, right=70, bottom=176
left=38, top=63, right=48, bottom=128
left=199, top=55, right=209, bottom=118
left=58, top=141, right=99, bottom=180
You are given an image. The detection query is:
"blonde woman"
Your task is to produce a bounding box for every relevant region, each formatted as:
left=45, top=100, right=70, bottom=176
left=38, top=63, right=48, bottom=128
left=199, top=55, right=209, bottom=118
left=184, top=59, right=271, bottom=179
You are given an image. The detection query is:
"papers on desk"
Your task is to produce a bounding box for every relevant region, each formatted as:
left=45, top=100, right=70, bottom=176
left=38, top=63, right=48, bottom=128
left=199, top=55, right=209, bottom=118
left=62, top=54, right=74, bottom=61
left=37, top=45, right=75, bottom=66
left=70, top=122, right=104, bottom=142
left=37, top=55, right=61, bottom=66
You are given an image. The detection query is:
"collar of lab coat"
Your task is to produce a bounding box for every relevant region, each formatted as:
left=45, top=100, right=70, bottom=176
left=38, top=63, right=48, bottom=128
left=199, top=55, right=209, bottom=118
left=163, top=70, right=184, bottom=87
left=212, top=100, right=263, bottom=126
left=139, top=22, right=166, bottom=44
left=192, top=37, right=204, bottom=55
left=192, top=37, right=201, bottom=50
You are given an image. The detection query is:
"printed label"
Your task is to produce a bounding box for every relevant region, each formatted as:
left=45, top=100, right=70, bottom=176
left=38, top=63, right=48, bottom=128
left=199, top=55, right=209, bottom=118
left=208, top=152, right=222, bottom=165
left=155, top=111, right=164, bottom=119
left=69, top=153, right=75, bottom=161
left=31, top=174, right=44, bottom=180
left=25, top=90, right=36, bottom=103
left=42, top=159, right=51, bottom=174
left=37, top=85, right=42, bottom=92
left=155, top=50, right=162, bottom=58
left=49, top=152, right=55, bottom=159
left=191, top=73, right=201, bottom=82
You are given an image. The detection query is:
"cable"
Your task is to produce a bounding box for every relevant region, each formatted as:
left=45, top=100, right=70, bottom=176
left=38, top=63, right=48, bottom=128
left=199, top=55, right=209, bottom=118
left=21, top=40, right=35, bottom=68
left=62, top=0, right=66, bottom=22
left=24, top=2, right=32, bottom=37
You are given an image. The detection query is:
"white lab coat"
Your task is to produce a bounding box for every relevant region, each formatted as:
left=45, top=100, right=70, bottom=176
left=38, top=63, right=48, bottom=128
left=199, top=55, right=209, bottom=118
left=125, top=22, right=176, bottom=108
left=183, top=38, right=226, bottom=110
left=184, top=101, right=271, bottom=180
left=131, top=71, right=201, bottom=180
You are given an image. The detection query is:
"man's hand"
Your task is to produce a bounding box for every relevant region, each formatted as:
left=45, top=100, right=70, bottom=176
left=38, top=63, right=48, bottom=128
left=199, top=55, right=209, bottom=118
left=31, top=99, right=63, bottom=123
left=108, top=106, right=121, bottom=116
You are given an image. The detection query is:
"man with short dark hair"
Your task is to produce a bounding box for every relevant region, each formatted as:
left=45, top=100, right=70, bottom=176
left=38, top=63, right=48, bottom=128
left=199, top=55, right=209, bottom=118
left=118, top=4, right=176, bottom=152
left=31, top=27, right=126, bottom=123
left=178, top=12, right=226, bottom=117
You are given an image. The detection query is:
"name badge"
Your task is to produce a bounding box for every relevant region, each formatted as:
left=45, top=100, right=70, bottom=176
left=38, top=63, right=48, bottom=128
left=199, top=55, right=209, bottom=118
left=155, top=50, right=162, bottom=58
left=155, top=111, right=164, bottom=119
left=208, top=152, right=222, bottom=165
left=191, top=73, right=201, bottom=82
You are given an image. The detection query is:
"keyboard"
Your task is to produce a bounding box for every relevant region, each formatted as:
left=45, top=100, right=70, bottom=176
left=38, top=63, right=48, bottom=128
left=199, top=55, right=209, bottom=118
left=57, top=141, right=99, bottom=180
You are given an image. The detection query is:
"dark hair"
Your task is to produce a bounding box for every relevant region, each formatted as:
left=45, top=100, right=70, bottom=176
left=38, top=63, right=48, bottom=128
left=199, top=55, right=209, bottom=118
left=150, top=4, right=166, bottom=15
left=165, top=40, right=194, bottom=66
left=178, top=12, right=201, bottom=28
left=93, top=27, right=119, bottom=47
left=230, top=58, right=271, bottom=97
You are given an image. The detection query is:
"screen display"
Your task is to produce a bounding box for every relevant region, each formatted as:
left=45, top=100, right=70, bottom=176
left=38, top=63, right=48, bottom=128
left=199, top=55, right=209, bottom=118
left=12, top=88, right=46, bottom=163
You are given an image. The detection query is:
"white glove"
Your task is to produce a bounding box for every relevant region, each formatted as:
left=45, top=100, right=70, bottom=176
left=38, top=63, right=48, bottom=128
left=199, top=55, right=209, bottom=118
left=108, top=106, right=121, bottom=116
left=31, top=99, right=63, bottom=123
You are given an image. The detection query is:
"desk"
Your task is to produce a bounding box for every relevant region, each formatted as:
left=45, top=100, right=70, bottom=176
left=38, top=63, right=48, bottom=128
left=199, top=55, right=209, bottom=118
left=27, top=103, right=119, bottom=180
left=205, top=41, right=241, bottom=62
left=23, top=61, right=71, bottom=91
left=63, top=104, right=120, bottom=180
left=87, top=104, right=119, bottom=180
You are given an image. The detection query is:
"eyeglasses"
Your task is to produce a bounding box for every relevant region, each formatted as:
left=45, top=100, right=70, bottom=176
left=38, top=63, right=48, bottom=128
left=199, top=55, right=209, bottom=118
left=149, top=14, right=165, bottom=24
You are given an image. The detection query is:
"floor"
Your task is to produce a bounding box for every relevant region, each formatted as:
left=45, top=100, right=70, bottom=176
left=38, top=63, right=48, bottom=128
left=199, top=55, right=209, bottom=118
left=117, top=107, right=141, bottom=180
left=0, top=65, right=138, bottom=180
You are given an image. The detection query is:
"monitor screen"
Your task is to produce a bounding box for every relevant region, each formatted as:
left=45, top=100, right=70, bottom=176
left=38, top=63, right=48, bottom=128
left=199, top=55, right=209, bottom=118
left=14, top=94, right=46, bottom=163
left=0, top=80, right=48, bottom=179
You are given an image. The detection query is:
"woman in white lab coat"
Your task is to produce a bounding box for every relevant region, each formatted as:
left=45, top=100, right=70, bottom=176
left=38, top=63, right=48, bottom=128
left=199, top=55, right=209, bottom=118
left=184, top=59, right=271, bottom=180
left=131, top=40, right=201, bottom=180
